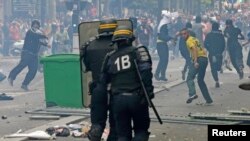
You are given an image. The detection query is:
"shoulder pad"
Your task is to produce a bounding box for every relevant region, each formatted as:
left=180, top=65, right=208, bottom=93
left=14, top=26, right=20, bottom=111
left=90, top=36, right=98, bottom=41
left=101, top=50, right=116, bottom=73
left=83, top=36, right=98, bottom=47
left=107, top=50, right=116, bottom=57
left=135, top=45, right=151, bottom=62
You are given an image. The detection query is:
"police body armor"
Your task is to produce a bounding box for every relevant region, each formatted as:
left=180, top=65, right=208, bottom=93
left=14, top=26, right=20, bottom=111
left=105, top=46, right=141, bottom=94
left=83, top=35, right=114, bottom=82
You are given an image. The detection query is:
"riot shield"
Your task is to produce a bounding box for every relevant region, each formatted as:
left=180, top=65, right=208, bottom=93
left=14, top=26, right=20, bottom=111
left=78, top=19, right=133, bottom=107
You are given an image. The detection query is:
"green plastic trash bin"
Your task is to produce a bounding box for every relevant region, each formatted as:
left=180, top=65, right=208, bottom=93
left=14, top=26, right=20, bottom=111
left=40, top=54, right=83, bottom=108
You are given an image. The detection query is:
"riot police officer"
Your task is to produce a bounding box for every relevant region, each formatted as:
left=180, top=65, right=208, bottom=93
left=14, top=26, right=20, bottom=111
left=100, top=25, right=154, bottom=141
left=8, top=20, right=48, bottom=91
left=81, top=19, right=118, bottom=141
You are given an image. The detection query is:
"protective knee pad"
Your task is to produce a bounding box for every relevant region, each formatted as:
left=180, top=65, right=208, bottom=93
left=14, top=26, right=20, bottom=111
left=88, top=124, right=103, bottom=141
left=132, top=131, right=150, bottom=141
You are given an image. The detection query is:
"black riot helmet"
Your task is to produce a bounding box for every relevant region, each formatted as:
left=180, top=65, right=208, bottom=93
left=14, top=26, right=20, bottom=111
left=112, top=25, right=135, bottom=43
left=31, top=19, right=41, bottom=29
left=98, top=19, right=118, bottom=34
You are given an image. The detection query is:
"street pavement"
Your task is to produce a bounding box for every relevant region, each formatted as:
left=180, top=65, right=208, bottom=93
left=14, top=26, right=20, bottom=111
left=0, top=50, right=249, bottom=141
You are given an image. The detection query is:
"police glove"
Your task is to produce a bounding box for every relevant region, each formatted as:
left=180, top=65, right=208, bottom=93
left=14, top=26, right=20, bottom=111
left=148, top=92, right=155, bottom=99
left=140, top=92, right=154, bottom=105
left=88, top=81, right=97, bottom=95
left=79, top=48, right=84, bottom=58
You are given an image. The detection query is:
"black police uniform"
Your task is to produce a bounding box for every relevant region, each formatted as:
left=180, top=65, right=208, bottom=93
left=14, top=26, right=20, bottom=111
left=82, top=34, right=117, bottom=141
left=8, top=21, right=48, bottom=90
left=81, top=19, right=118, bottom=141
left=101, top=44, right=154, bottom=141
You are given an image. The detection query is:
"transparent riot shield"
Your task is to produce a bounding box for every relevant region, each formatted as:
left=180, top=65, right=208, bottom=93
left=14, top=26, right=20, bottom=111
left=78, top=19, right=133, bottom=107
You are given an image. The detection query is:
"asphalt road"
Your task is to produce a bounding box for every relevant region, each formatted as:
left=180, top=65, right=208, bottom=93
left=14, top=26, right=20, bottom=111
left=0, top=52, right=249, bottom=141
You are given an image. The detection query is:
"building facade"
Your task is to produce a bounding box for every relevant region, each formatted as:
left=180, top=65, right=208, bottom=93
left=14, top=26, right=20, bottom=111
left=1, top=0, right=56, bottom=23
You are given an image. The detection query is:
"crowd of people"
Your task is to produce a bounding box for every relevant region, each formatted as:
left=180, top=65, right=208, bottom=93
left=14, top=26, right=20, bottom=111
left=0, top=18, right=73, bottom=57
left=154, top=10, right=250, bottom=82
left=0, top=6, right=249, bottom=92
left=0, top=6, right=249, bottom=94
left=79, top=10, right=250, bottom=140
left=0, top=5, right=250, bottom=140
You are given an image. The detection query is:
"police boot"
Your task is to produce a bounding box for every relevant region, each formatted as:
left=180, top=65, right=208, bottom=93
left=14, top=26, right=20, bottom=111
left=87, top=124, right=103, bottom=141
left=132, top=131, right=150, bottom=141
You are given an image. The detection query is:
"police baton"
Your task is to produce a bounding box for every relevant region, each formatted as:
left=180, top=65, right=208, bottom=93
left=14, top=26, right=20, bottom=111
left=134, top=59, right=163, bottom=124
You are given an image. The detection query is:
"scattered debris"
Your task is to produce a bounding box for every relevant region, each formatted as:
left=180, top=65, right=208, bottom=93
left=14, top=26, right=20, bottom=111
left=149, top=134, right=156, bottom=138
left=195, top=102, right=213, bottom=106
left=45, top=126, right=70, bottom=137
left=0, top=93, right=14, bottom=100
left=228, top=109, right=250, bottom=115
left=4, top=130, right=55, bottom=140
left=241, top=107, right=249, bottom=112
left=68, top=124, right=82, bottom=130
left=30, top=115, right=60, bottom=120
left=2, top=115, right=7, bottom=119
left=71, top=130, right=87, bottom=138
left=189, top=112, right=250, bottom=122
left=151, top=114, right=241, bottom=125
left=45, top=122, right=92, bottom=139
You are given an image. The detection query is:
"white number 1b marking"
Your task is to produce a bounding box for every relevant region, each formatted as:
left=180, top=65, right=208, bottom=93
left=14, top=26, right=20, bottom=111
left=114, top=55, right=131, bottom=71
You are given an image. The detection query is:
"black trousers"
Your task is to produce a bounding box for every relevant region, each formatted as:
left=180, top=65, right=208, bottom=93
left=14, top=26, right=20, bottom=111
left=90, top=83, right=117, bottom=141
left=208, top=54, right=223, bottom=82
left=155, top=42, right=169, bottom=79
left=228, top=43, right=244, bottom=74
left=90, top=83, right=108, bottom=131
left=112, top=94, right=150, bottom=141
left=8, top=52, right=38, bottom=86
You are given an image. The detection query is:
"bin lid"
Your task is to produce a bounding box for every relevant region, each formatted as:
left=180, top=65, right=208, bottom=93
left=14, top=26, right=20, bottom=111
left=40, top=54, right=80, bottom=63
